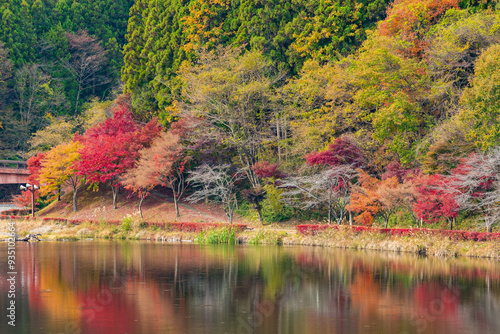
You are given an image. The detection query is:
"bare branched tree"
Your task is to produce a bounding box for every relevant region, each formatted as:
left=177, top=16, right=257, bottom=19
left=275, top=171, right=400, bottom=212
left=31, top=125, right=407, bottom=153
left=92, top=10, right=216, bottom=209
left=186, top=164, right=245, bottom=224
left=280, top=165, right=356, bottom=224
left=447, top=149, right=500, bottom=232
left=378, top=181, right=420, bottom=227
left=63, top=30, right=109, bottom=114
left=14, top=64, right=51, bottom=136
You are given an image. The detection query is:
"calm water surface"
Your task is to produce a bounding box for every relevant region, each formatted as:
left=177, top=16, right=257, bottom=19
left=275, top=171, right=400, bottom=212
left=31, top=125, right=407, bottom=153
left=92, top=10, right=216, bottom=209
left=0, top=241, right=500, bottom=334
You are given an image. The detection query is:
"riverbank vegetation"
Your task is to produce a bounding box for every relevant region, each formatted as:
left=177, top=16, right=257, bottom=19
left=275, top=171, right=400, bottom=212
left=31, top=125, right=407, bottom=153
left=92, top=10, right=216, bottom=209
left=2, top=1, right=500, bottom=235
left=2, top=216, right=500, bottom=258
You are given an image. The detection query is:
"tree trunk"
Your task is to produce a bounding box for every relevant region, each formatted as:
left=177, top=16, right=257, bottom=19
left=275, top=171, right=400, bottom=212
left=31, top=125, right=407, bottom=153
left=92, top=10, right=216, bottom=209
left=349, top=210, right=353, bottom=225
left=384, top=217, right=389, bottom=229
left=173, top=195, right=180, bottom=218
left=449, top=218, right=453, bottom=230
left=488, top=224, right=493, bottom=233
left=72, top=186, right=78, bottom=212
left=256, top=204, right=263, bottom=225
left=139, top=194, right=145, bottom=220
left=74, top=84, right=82, bottom=115
left=112, top=185, right=119, bottom=209
left=276, top=118, right=281, bottom=161
left=328, top=190, right=332, bottom=224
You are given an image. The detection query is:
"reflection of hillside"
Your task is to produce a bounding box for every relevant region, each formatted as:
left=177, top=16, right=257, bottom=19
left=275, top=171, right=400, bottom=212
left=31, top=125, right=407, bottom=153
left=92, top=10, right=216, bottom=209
left=0, top=242, right=500, bottom=334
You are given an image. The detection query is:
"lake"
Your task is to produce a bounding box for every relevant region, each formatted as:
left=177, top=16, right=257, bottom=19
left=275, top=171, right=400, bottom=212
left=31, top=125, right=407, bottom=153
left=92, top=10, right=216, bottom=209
left=1, top=241, right=499, bottom=334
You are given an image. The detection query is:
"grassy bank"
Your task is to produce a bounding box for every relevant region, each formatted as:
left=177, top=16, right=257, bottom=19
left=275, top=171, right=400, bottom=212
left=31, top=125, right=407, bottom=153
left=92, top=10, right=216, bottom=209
left=285, top=226, right=500, bottom=258
left=1, top=218, right=500, bottom=259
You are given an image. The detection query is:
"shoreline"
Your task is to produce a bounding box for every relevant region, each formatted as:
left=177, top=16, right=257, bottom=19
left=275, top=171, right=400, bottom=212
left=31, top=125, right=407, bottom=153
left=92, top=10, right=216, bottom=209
left=1, top=218, right=500, bottom=259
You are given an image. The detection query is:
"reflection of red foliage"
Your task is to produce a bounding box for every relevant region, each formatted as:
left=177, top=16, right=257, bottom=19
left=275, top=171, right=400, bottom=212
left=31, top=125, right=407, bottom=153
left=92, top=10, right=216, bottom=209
left=78, top=287, right=134, bottom=334
left=413, top=283, right=459, bottom=319
left=297, top=253, right=324, bottom=268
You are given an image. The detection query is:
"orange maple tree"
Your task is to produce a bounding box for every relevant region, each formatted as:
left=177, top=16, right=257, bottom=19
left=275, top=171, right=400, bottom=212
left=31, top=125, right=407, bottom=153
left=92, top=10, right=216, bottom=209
left=123, top=131, right=188, bottom=218
left=347, top=169, right=401, bottom=228
left=378, top=0, right=459, bottom=57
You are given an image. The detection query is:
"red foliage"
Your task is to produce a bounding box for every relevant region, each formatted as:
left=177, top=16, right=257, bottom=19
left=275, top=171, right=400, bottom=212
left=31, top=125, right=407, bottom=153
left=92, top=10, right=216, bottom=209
left=378, top=0, right=459, bottom=57
left=30, top=217, right=248, bottom=233
left=381, top=160, right=420, bottom=183
left=295, top=224, right=500, bottom=241
left=305, top=137, right=366, bottom=168
left=252, top=161, right=286, bottom=179
left=27, top=152, right=46, bottom=185
left=413, top=174, right=459, bottom=224
left=76, top=105, right=162, bottom=187
left=296, top=224, right=330, bottom=235
left=12, top=190, right=40, bottom=209
left=169, top=118, right=191, bottom=139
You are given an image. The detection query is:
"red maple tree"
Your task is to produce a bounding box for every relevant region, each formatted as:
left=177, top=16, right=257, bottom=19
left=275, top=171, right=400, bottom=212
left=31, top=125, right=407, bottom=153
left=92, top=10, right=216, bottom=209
left=12, top=153, right=45, bottom=210
left=252, top=161, right=286, bottom=179
left=75, top=105, right=162, bottom=209
left=305, top=137, right=366, bottom=168
left=413, top=174, right=459, bottom=229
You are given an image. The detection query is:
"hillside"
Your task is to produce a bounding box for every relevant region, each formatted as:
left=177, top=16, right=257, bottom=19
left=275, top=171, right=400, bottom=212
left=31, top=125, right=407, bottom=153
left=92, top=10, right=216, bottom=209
left=3, top=0, right=500, bottom=232
left=38, top=186, right=251, bottom=225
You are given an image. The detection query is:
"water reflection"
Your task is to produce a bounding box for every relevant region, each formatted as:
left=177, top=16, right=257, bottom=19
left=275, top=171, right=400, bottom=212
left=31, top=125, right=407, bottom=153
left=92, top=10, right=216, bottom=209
left=0, top=242, right=500, bottom=334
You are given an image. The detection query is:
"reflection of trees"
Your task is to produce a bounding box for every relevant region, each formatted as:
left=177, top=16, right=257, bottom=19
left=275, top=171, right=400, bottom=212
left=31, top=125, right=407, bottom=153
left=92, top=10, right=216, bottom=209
left=2, top=242, right=500, bottom=334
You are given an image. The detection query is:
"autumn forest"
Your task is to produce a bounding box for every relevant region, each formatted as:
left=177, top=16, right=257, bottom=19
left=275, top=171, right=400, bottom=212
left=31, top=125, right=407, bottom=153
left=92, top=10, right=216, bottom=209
left=1, top=0, right=500, bottom=232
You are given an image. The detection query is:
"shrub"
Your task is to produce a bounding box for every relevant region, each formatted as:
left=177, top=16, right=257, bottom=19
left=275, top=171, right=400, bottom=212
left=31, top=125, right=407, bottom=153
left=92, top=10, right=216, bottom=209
left=195, top=227, right=237, bottom=244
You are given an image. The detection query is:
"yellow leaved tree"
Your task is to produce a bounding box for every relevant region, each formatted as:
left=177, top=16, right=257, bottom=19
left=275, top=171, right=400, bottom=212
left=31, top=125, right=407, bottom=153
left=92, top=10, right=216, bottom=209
left=39, top=141, right=83, bottom=212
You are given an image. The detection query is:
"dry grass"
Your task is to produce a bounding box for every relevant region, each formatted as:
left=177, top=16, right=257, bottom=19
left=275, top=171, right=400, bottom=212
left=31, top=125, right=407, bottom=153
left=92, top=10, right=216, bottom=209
left=283, top=226, right=500, bottom=258
left=2, top=219, right=499, bottom=258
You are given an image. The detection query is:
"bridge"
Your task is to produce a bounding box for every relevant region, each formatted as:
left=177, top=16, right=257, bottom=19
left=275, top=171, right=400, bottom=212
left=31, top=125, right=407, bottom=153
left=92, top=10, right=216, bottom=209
left=0, top=160, right=30, bottom=184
